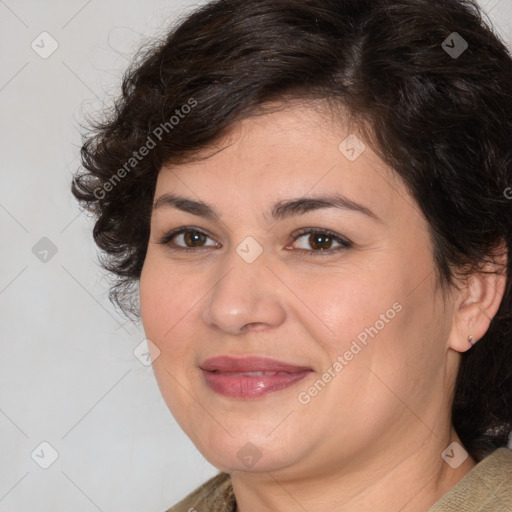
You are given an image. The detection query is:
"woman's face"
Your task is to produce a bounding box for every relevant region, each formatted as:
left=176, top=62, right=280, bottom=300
left=139, top=103, right=459, bottom=477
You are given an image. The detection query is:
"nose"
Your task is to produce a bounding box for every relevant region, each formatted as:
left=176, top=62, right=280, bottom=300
left=200, top=252, right=287, bottom=335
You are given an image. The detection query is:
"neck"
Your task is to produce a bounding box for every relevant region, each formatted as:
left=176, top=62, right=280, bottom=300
left=231, top=428, right=476, bottom=512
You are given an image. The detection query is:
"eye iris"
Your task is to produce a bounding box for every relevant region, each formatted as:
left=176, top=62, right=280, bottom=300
left=184, top=231, right=206, bottom=247
left=178, top=231, right=336, bottom=250
left=309, top=233, right=332, bottom=250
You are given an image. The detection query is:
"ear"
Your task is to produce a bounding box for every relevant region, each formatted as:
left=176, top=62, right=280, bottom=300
left=448, top=241, right=508, bottom=353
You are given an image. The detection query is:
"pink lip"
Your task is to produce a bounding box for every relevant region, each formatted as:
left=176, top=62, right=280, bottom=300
left=200, top=356, right=313, bottom=399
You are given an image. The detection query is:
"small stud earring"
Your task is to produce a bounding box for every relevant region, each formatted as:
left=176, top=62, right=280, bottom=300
left=468, top=335, right=476, bottom=347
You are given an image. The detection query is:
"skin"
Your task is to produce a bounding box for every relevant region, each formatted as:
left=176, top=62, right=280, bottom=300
left=139, top=101, right=507, bottom=511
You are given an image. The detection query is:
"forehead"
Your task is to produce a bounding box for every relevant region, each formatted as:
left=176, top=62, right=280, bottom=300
left=154, top=104, right=412, bottom=224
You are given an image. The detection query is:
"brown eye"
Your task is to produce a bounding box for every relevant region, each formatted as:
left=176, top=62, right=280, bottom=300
left=159, top=228, right=219, bottom=250
left=183, top=230, right=208, bottom=247
left=290, top=228, right=353, bottom=256
left=308, top=233, right=334, bottom=250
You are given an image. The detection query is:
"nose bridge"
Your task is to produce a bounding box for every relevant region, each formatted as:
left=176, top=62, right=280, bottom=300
left=200, top=239, right=286, bottom=334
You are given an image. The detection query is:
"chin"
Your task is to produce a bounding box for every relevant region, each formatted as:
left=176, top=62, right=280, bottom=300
left=206, top=450, right=294, bottom=475
left=190, top=428, right=305, bottom=475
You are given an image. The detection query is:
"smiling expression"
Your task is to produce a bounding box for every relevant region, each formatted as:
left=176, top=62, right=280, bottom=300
left=139, top=102, right=458, bottom=478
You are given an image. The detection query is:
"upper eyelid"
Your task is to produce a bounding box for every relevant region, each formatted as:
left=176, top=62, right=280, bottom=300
left=163, top=227, right=218, bottom=246
left=159, top=226, right=351, bottom=248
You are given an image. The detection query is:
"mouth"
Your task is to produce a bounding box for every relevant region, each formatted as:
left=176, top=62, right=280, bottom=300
left=199, top=356, right=313, bottom=399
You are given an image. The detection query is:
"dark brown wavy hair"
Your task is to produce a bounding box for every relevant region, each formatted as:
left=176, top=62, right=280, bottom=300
left=72, top=0, right=512, bottom=461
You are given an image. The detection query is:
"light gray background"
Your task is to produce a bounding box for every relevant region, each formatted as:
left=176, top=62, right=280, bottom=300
left=1, top=1, right=511, bottom=511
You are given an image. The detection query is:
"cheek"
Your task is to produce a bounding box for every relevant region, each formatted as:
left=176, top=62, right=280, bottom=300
left=288, top=265, right=402, bottom=354
left=139, top=259, right=202, bottom=385
left=139, top=265, right=169, bottom=343
left=139, top=260, right=200, bottom=414
left=309, top=253, right=446, bottom=391
left=140, top=257, right=198, bottom=340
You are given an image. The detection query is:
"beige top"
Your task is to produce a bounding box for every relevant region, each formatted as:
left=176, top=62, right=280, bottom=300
left=167, top=447, right=512, bottom=511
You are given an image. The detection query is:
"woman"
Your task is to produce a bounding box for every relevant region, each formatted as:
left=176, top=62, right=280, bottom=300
left=72, top=0, right=512, bottom=510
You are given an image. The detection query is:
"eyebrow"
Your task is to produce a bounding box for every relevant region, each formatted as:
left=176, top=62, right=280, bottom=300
left=153, top=192, right=383, bottom=223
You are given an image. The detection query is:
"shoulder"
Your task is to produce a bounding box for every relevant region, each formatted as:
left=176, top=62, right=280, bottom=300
left=164, top=472, right=235, bottom=512
left=428, top=447, right=512, bottom=511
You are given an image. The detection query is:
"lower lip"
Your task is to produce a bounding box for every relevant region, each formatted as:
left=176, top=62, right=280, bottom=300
left=201, top=370, right=312, bottom=398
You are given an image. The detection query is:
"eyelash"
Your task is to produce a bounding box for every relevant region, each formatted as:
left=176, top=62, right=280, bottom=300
left=157, top=226, right=353, bottom=256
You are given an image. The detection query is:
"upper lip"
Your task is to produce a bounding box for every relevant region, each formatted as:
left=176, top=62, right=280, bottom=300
left=200, top=356, right=312, bottom=373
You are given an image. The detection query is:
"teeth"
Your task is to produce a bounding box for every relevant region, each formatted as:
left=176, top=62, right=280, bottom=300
left=226, top=371, right=290, bottom=376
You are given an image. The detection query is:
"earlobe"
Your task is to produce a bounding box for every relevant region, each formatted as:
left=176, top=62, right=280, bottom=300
left=448, top=246, right=508, bottom=353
